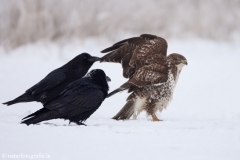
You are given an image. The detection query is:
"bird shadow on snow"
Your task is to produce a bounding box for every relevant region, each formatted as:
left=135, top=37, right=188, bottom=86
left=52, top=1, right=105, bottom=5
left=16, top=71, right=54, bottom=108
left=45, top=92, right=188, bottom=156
left=42, top=122, right=77, bottom=127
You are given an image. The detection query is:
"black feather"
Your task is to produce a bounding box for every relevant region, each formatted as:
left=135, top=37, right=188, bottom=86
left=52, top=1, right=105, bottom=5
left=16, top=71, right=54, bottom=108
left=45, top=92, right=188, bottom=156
left=22, top=108, right=49, bottom=120
left=3, top=53, right=99, bottom=106
left=21, top=69, right=110, bottom=126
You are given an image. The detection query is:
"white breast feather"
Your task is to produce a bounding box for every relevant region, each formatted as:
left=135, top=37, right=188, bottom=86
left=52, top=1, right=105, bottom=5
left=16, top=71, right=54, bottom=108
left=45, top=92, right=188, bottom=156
left=155, top=63, right=185, bottom=112
left=132, top=97, right=146, bottom=119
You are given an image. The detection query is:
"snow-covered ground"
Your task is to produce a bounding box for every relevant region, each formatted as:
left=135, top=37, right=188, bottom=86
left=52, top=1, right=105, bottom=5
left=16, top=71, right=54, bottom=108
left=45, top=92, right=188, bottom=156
left=0, top=39, right=240, bottom=160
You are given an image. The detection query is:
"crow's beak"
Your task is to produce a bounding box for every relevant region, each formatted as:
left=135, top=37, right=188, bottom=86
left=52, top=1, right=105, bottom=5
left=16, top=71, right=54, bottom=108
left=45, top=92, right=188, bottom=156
left=106, top=76, right=111, bottom=82
left=183, top=59, right=188, bottom=65
left=88, top=56, right=100, bottom=62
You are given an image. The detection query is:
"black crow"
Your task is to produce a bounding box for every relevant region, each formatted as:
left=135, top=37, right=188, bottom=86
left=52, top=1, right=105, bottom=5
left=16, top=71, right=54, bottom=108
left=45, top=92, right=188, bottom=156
left=21, top=69, right=110, bottom=126
left=3, top=53, right=99, bottom=106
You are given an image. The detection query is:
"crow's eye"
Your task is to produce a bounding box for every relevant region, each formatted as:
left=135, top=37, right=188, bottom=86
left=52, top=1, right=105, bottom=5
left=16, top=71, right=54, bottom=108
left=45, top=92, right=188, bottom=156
left=84, top=56, right=87, bottom=59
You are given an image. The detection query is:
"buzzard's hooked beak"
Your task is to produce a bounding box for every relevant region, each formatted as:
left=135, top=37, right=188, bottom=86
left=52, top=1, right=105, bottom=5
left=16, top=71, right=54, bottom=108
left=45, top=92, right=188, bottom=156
left=183, top=60, right=188, bottom=65
left=88, top=56, right=100, bottom=62
left=106, top=76, right=111, bottom=82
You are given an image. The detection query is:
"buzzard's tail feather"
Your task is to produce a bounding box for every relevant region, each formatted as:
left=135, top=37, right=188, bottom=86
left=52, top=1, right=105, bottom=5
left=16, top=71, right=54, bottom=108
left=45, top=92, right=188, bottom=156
left=21, top=110, right=59, bottom=125
left=107, top=82, right=132, bottom=98
left=107, top=88, right=125, bottom=98
left=112, top=101, right=135, bottom=120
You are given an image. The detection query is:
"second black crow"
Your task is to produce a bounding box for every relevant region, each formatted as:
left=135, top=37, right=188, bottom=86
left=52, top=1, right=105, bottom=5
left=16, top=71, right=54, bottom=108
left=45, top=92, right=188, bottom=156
left=3, top=53, right=99, bottom=106
left=21, top=69, right=110, bottom=126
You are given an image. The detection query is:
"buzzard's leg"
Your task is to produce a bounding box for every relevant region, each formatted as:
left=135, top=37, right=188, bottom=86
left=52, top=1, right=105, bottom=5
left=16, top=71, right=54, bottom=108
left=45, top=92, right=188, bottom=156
left=152, top=113, right=162, bottom=122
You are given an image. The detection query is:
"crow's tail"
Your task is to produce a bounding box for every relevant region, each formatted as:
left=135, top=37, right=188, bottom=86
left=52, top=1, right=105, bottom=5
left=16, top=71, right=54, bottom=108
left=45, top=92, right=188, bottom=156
left=21, top=109, right=59, bottom=125
left=112, top=101, right=135, bottom=120
left=3, top=94, right=34, bottom=106
left=22, top=108, right=49, bottom=120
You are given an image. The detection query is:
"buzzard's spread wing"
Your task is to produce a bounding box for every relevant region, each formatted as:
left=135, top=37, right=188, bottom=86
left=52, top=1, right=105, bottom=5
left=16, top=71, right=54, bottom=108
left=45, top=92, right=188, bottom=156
left=129, top=36, right=167, bottom=71
left=100, top=34, right=168, bottom=78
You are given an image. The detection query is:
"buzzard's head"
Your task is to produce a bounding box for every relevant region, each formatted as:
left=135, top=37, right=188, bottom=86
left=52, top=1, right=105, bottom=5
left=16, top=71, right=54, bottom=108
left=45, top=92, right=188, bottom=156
left=167, top=53, right=188, bottom=66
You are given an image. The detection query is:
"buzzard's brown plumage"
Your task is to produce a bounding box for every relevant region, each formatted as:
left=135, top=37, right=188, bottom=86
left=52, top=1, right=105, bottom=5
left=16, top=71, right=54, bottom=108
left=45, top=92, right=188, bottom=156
left=100, top=34, right=187, bottom=121
left=100, top=34, right=168, bottom=78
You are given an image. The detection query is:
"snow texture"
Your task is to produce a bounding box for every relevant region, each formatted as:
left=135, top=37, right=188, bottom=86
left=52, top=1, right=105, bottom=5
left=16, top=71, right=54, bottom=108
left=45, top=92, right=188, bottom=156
left=0, top=39, right=240, bottom=160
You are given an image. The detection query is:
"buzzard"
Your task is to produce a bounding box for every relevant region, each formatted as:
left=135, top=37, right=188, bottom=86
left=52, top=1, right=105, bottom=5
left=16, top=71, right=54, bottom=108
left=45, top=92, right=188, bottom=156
left=100, top=34, right=187, bottom=121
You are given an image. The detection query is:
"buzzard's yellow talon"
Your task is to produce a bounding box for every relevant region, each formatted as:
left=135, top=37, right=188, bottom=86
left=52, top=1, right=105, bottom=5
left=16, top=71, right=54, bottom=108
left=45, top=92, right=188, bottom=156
left=152, top=114, right=162, bottom=122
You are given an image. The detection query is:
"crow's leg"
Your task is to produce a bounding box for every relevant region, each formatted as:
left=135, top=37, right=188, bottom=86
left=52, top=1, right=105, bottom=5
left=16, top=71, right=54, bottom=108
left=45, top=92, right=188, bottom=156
left=69, top=120, right=86, bottom=126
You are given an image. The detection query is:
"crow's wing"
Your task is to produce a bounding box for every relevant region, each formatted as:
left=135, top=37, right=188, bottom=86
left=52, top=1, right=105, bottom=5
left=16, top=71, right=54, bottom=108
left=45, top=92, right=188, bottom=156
left=26, top=70, right=66, bottom=95
left=46, top=85, right=105, bottom=117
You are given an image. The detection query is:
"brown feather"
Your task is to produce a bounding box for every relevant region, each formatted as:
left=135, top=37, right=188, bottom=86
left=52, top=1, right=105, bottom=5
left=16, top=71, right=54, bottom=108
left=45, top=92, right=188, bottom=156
left=126, top=63, right=168, bottom=87
left=100, top=34, right=167, bottom=78
left=100, top=45, right=134, bottom=63
left=140, top=34, right=158, bottom=40
left=121, top=53, right=135, bottom=78
left=112, top=37, right=140, bottom=46
left=101, top=43, right=124, bottom=53
left=112, top=101, right=135, bottom=120
left=129, top=37, right=168, bottom=67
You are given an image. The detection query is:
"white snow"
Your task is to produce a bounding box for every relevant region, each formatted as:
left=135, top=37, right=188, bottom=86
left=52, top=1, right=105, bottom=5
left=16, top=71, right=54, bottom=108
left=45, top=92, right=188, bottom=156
left=0, top=39, right=240, bottom=160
